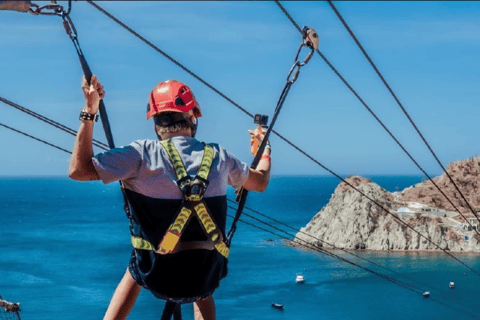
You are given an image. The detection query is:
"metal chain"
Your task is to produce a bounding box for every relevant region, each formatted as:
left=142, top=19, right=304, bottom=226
left=28, top=0, right=71, bottom=16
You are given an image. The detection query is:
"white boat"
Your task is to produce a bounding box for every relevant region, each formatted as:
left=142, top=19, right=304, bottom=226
left=423, top=291, right=430, bottom=298
left=449, top=282, right=455, bottom=289
left=271, top=303, right=284, bottom=310
left=295, top=273, right=305, bottom=284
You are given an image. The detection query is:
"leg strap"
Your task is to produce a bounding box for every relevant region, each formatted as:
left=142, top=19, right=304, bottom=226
left=160, top=301, right=182, bottom=320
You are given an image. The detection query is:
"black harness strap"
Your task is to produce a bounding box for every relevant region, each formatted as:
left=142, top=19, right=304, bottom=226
left=58, top=7, right=134, bottom=223
left=160, top=301, right=182, bottom=320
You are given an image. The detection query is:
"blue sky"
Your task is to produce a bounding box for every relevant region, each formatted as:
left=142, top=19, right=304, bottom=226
left=0, top=1, right=479, bottom=176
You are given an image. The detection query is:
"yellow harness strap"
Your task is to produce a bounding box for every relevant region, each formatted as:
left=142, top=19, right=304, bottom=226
left=131, top=140, right=229, bottom=258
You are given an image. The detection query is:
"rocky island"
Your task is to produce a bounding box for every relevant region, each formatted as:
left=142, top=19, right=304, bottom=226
left=294, top=157, right=480, bottom=252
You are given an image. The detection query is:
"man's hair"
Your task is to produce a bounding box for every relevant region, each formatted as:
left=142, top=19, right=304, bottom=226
left=155, top=120, right=191, bottom=136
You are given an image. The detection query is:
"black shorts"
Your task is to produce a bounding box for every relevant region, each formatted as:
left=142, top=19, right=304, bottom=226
left=128, top=248, right=228, bottom=303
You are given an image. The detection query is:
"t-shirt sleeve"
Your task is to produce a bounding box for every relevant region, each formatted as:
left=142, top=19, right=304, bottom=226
left=223, top=148, right=250, bottom=189
left=92, top=144, right=142, bottom=184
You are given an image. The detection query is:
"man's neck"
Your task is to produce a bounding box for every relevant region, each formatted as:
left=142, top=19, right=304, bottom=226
left=160, top=130, right=192, bottom=140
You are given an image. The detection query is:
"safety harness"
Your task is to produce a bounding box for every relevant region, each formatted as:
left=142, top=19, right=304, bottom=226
left=131, top=139, right=229, bottom=259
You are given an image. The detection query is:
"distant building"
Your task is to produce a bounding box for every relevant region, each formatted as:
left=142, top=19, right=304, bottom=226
left=407, top=202, right=426, bottom=210
left=405, top=202, right=443, bottom=215
left=466, top=217, right=479, bottom=227
left=397, top=207, right=414, bottom=214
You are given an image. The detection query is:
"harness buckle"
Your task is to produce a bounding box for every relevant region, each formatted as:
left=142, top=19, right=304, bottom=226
left=184, top=177, right=209, bottom=201
left=176, top=175, right=191, bottom=189
left=208, top=230, right=223, bottom=246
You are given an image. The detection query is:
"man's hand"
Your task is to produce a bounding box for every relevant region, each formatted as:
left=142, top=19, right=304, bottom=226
left=81, top=75, right=105, bottom=114
left=248, top=127, right=267, bottom=149
left=241, top=127, right=271, bottom=193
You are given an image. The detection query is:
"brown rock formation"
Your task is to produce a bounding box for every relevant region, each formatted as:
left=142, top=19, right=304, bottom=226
left=400, top=157, right=480, bottom=221
left=293, top=159, right=480, bottom=252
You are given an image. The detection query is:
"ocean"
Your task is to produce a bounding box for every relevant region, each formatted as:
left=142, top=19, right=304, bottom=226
left=1, top=176, right=480, bottom=320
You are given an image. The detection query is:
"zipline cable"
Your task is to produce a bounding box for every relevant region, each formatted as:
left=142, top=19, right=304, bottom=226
left=84, top=0, right=480, bottom=277
left=226, top=209, right=480, bottom=319
left=0, top=120, right=476, bottom=317
left=86, top=0, right=254, bottom=119
left=327, top=0, right=480, bottom=226
left=0, top=122, right=71, bottom=154
left=0, top=96, right=109, bottom=151
left=227, top=26, right=319, bottom=245
left=274, top=0, right=480, bottom=239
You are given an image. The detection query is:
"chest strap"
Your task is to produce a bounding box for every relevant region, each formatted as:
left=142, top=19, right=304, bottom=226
left=131, top=139, right=229, bottom=259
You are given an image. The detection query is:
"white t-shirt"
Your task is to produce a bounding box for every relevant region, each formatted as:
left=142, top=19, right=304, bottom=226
left=92, top=136, right=250, bottom=199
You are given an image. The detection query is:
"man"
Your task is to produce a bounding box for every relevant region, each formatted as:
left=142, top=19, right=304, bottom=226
left=69, top=75, right=271, bottom=320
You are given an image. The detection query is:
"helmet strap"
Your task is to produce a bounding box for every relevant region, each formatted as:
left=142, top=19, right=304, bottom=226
left=189, top=116, right=198, bottom=138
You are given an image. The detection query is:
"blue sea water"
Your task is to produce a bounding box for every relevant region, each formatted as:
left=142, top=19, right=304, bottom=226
left=1, top=176, right=480, bottom=320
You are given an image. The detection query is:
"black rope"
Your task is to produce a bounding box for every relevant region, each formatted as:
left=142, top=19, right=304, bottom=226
left=0, top=96, right=109, bottom=151
left=160, top=301, right=181, bottom=320
left=327, top=0, right=480, bottom=226
left=274, top=0, right=480, bottom=239
left=82, top=0, right=480, bottom=275
left=226, top=210, right=480, bottom=319
left=228, top=72, right=296, bottom=244
left=61, top=12, right=116, bottom=149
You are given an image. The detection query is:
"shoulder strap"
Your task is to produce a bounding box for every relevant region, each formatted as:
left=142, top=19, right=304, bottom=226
left=161, top=139, right=215, bottom=188
left=161, top=139, right=190, bottom=189
left=197, top=144, right=214, bottom=181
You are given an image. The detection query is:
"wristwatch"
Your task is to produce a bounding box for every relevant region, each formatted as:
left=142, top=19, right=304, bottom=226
left=79, top=110, right=98, bottom=122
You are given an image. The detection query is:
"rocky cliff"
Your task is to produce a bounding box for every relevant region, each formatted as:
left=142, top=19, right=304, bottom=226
left=400, top=157, right=480, bottom=217
left=294, top=167, right=480, bottom=252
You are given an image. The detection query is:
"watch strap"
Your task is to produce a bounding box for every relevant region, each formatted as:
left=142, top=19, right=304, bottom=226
left=79, top=111, right=98, bottom=122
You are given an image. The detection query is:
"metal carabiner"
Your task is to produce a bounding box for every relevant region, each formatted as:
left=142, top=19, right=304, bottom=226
left=28, top=0, right=70, bottom=16
left=29, top=3, right=63, bottom=16
left=300, top=26, right=319, bottom=65
left=287, top=26, right=320, bottom=83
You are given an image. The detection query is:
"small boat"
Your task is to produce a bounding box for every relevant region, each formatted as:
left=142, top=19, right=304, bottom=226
left=295, top=273, right=305, bottom=284
left=423, top=291, right=430, bottom=298
left=271, top=303, right=284, bottom=310
left=449, top=282, right=455, bottom=289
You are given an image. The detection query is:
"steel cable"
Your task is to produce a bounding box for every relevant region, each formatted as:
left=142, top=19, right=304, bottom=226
left=0, top=96, right=109, bottom=151
left=274, top=0, right=480, bottom=239
left=327, top=0, right=480, bottom=226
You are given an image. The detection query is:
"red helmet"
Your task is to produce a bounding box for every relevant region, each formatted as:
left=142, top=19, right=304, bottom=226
left=147, top=80, right=202, bottom=119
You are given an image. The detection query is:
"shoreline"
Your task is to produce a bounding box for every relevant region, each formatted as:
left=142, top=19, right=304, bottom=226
left=289, top=242, right=480, bottom=255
